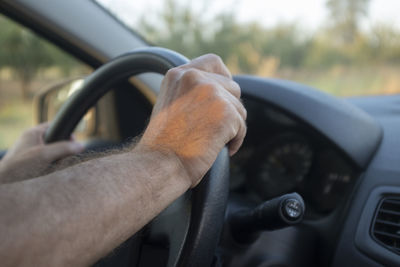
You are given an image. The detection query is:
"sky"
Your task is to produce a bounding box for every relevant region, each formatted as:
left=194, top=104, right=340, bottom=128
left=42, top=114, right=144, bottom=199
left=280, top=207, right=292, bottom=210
left=97, top=0, right=400, bottom=32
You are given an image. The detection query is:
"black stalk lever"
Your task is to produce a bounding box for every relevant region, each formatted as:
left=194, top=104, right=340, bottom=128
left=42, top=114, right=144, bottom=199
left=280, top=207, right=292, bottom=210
left=229, top=192, right=305, bottom=244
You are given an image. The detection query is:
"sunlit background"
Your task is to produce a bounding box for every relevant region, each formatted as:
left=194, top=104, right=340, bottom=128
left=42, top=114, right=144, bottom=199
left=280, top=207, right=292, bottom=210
left=98, top=0, right=400, bottom=96
left=1, top=0, right=400, bottom=148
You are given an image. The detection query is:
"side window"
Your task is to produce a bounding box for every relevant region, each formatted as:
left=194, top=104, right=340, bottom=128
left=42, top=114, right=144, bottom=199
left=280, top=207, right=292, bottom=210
left=0, top=15, right=92, bottom=149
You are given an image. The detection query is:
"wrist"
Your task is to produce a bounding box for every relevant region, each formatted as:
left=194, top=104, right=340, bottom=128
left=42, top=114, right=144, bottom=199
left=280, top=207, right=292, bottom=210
left=133, top=142, right=192, bottom=188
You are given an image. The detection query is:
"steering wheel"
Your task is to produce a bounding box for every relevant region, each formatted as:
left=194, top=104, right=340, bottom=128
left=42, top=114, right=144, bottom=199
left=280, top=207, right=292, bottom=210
left=44, top=47, right=230, bottom=267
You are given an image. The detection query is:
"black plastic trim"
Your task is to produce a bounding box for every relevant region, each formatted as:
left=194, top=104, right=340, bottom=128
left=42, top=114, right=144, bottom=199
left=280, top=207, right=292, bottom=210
left=0, top=2, right=102, bottom=68
left=355, top=186, right=400, bottom=266
left=91, top=0, right=150, bottom=46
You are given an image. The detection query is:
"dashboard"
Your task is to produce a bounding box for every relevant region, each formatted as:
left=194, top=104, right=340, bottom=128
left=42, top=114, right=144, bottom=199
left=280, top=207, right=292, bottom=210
left=222, top=74, right=400, bottom=267
left=230, top=97, right=359, bottom=216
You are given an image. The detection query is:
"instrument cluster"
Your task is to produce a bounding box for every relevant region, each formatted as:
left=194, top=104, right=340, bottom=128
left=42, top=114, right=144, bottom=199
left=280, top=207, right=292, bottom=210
left=230, top=98, right=358, bottom=215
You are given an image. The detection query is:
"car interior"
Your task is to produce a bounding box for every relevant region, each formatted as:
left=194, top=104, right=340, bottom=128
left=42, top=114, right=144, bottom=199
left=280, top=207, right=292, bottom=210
left=1, top=0, right=400, bottom=266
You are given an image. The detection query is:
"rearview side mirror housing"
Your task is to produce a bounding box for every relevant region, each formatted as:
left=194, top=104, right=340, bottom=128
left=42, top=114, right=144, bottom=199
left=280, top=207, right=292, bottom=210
left=33, top=77, right=96, bottom=139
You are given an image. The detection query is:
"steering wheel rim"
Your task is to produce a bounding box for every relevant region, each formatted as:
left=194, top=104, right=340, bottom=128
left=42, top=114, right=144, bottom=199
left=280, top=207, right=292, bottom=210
left=44, top=47, right=230, bottom=267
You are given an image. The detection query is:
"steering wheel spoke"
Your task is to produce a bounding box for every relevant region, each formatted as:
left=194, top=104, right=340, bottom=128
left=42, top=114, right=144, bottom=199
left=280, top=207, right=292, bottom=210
left=146, top=192, right=192, bottom=266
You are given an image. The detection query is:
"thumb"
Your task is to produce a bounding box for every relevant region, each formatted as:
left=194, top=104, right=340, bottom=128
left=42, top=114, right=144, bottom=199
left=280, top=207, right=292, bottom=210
left=41, top=141, right=85, bottom=162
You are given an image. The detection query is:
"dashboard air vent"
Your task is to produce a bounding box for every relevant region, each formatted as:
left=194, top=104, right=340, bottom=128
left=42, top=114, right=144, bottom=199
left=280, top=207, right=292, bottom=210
left=372, top=197, right=400, bottom=254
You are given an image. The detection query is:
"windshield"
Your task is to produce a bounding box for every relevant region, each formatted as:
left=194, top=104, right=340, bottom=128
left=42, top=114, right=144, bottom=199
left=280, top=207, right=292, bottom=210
left=97, top=0, right=400, bottom=97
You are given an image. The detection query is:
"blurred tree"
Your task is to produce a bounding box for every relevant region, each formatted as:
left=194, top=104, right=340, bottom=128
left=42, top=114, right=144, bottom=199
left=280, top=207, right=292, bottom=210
left=369, top=23, right=400, bottom=63
left=137, top=0, right=311, bottom=74
left=326, top=0, right=370, bottom=44
left=261, top=23, right=311, bottom=68
left=0, top=16, right=53, bottom=99
left=305, top=38, right=351, bottom=68
left=139, top=0, right=210, bottom=59
left=0, top=15, right=86, bottom=99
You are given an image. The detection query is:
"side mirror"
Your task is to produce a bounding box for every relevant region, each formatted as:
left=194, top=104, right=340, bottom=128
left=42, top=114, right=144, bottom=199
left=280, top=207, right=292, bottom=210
left=34, top=77, right=96, bottom=140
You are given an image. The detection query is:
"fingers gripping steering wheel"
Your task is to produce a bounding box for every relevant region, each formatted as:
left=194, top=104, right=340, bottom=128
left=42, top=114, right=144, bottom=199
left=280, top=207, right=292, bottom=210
left=44, top=47, right=229, bottom=267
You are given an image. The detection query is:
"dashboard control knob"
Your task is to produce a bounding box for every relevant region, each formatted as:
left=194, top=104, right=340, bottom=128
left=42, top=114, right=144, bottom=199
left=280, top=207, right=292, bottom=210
left=282, top=198, right=303, bottom=221
left=229, top=192, right=305, bottom=244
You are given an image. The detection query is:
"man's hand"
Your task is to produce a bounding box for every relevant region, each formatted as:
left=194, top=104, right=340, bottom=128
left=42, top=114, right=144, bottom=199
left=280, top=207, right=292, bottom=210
left=138, top=54, right=247, bottom=187
left=0, top=54, right=247, bottom=266
left=0, top=123, right=84, bottom=183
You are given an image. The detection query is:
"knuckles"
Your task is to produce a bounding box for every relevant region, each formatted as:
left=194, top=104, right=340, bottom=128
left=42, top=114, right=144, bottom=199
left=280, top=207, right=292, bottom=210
left=164, top=57, right=244, bottom=124
left=180, top=68, right=203, bottom=86
left=201, top=53, right=231, bottom=77
left=165, top=67, right=182, bottom=81
left=230, top=80, right=241, bottom=98
left=242, top=105, right=248, bottom=120
left=165, top=67, right=205, bottom=88
left=212, top=96, right=238, bottom=120
left=202, top=53, right=224, bottom=66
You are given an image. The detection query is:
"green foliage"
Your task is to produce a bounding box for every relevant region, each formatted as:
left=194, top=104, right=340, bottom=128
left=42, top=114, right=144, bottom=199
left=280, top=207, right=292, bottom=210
left=326, top=0, right=370, bottom=44
left=260, top=24, right=312, bottom=68
left=0, top=16, right=52, bottom=97
left=367, top=23, right=400, bottom=64
left=2, top=0, right=400, bottom=95
left=137, top=2, right=311, bottom=74
left=136, top=0, right=400, bottom=75
left=0, top=15, right=85, bottom=98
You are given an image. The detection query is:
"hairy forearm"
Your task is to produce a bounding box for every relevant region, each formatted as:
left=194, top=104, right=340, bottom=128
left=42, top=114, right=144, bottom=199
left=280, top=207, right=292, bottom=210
left=0, top=146, right=190, bottom=266
left=0, top=146, right=120, bottom=184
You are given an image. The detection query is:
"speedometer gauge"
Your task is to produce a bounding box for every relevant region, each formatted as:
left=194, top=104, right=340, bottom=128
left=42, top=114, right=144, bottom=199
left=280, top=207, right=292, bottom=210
left=250, top=134, right=313, bottom=199
left=305, top=150, right=356, bottom=213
